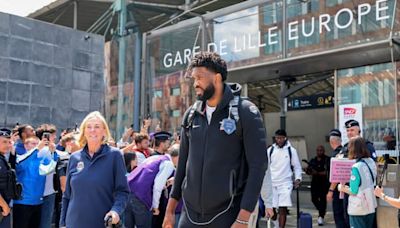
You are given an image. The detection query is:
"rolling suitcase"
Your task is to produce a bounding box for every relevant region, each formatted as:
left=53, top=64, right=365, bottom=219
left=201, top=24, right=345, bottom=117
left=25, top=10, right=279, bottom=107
left=297, top=185, right=312, bottom=228
left=298, top=212, right=312, bottom=228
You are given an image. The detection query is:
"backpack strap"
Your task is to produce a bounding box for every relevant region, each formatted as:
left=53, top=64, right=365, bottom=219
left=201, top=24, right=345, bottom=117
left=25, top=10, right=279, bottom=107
left=268, top=146, right=275, bottom=162
left=269, top=144, right=293, bottom=172
left=182, top=101, right=202, bottom=137
left=357, top=159, right=375, bottom=187
left=229, top=96, right=242, bottom=139
left=288, top=146, right=294, bottom=172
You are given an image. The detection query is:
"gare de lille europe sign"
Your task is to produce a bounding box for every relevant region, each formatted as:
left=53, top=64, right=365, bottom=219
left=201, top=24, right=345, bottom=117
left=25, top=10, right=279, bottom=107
left=162, top=0, right=391, bottom=68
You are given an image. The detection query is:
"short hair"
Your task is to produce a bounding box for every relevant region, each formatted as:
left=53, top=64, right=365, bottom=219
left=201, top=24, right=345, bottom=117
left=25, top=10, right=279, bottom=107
left=77, top=111, right=111, bottom=148
left=348, top=136, right=370, bottom=159
left=168, top=144, right=179, bottom=157
left=134, top=133, right=149, bottom=144
left=155, top=138, right=166, bottom=147
left=60, top=133, right=77, bottom=148
left=36, top=124, right=57, bottom=140
left=189, top=52, right=228, bottom=81
left=275, top=129, right=287, bottom=137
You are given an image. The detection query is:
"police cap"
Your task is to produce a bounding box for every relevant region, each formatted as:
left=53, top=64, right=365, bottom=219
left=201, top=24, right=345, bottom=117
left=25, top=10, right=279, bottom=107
left=153, top=131, right=172, bottom=141
left=329, top=129, right=341, bottom=137
left=345, top=119, right=359, bottom=129
left=0, top=128, right=11, bottom=138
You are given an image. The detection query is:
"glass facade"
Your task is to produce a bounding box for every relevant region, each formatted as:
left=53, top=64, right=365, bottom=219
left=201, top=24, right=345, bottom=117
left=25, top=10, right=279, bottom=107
left=144, top=24, right=202, bottom=132
left=104, top=0, right=399, bottom=140
left=337, top=62, right=397, bottom=154
left=142, top=0, right=399, bottom=133
left=104, top=35, right=137, bottom=138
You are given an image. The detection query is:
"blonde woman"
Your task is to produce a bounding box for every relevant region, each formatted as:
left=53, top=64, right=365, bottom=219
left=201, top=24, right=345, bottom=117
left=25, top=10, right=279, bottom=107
left=60, top=111, right=129, bottom=228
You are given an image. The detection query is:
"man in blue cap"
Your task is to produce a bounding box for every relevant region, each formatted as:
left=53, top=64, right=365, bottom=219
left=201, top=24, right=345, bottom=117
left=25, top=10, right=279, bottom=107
left=342, top=119, right=376, bottom=160
left=151, top=131, right=172, bottom=156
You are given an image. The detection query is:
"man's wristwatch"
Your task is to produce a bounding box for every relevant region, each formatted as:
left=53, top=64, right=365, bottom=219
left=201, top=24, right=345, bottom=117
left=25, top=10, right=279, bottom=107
left=329, top=189, right=334, bottom=193
left=381, top=193, right=386, bottom=200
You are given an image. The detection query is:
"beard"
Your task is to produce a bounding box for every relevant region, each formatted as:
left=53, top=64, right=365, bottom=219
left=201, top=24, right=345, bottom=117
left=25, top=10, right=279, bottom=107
left=196, top=83, right=215, bottom=102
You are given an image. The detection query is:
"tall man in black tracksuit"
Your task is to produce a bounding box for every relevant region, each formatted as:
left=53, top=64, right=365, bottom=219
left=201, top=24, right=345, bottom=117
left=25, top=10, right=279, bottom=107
left=163, top=52, right=267, bottom=228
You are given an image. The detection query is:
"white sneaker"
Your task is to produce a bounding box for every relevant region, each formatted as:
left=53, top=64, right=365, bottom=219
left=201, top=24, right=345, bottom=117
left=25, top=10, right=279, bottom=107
left=272, top=219, right=279, bottom=228
left=318, top=216, right=324, bottom=226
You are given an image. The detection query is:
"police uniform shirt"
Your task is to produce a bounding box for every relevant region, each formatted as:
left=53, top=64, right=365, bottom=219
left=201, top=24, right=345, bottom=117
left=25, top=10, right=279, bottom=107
left=0, top=154, right=11, bottom=203
left=332, top=145, right=345, bottom=158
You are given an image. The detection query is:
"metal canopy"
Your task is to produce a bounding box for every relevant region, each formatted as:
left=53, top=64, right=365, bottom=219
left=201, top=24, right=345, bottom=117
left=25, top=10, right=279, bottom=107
left=228, top=39, right=400, bottom=84
left=247, top=72, right=334, bottom=113
left=28, top=0, right=244, bottom=39
left=236, top=38, right=400, bottom=113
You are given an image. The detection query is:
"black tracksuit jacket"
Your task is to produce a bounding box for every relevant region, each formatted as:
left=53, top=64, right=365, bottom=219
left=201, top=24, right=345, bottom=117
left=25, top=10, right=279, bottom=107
left=171, top=83, right=268, bottom=216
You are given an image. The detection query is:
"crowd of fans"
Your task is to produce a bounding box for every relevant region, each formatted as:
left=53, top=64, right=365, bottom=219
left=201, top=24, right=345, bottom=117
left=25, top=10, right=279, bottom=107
left=0, top=111, right=180, bottom=228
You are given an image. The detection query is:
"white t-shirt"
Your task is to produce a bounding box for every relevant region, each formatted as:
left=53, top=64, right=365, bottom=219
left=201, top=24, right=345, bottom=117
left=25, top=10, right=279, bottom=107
left=206, top=104, right=216, bottom=124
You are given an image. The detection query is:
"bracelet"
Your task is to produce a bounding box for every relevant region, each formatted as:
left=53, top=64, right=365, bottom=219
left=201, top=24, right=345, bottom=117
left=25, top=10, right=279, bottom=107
left=235, top=219, right=249, bottom=225
left=329, top=189, right=334, bottom=192
left=381, top=193, right=386, bottom=201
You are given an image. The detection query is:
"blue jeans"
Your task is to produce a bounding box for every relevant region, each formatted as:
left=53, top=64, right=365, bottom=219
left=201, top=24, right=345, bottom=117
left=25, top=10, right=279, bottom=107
left=125, top=194, right=152, bottom=228
left=40, top=193, right=56, bottom=228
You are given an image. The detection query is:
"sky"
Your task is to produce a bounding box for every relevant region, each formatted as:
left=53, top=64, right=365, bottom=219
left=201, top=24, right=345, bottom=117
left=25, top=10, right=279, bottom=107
left=0, top=0, right=56, bottom=16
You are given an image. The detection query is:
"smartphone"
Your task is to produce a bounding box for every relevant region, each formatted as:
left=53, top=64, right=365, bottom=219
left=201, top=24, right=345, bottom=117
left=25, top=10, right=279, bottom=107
left=43, top=132, right=50, bottom=140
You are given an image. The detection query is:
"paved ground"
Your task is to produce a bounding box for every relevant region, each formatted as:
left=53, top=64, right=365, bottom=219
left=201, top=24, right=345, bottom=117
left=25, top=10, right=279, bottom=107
left=259, top=188, right=336, bottom=228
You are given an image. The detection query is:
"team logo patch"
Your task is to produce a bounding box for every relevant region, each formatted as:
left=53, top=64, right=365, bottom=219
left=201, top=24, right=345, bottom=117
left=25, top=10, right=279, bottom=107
left=77, top=161, right=84, bottom=172
left=350, top=175, right=356, bottom=181
left=220, top=118, right=236, bottom=135
left=249, top=105, right=259, bottom=115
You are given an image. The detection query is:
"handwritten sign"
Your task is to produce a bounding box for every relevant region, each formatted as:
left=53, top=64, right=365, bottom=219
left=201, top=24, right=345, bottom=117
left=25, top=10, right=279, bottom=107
left=329, top=158, right=356, bottom=183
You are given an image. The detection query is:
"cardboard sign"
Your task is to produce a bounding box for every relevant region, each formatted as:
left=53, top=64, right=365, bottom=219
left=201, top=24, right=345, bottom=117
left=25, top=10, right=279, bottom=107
left=329, top=158, right=356, bottom=183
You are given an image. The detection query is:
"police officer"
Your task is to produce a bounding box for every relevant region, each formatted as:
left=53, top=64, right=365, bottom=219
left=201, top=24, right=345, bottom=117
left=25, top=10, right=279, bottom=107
left=163, top=52, right=267, bottom=228
left=342, top=119, right=376, bottom=160
left=0, top=128, right=13, bottom=228
left=151, top=132, right=172, bottom=156
left=326, top=129, right=349, bottom=228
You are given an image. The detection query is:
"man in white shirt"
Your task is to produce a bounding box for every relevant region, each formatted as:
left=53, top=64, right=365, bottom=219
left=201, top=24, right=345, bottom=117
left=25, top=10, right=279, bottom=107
left=267, top=129, right=302, bottom=228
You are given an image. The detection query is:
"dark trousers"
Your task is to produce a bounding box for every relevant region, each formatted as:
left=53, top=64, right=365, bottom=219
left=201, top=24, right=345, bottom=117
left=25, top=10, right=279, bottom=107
left=178, top=196, right=241, bottom=228
left=311, top=181, right=329, bottom=218
left=152, top=191, right=168, bottom=228
left=349, top=213, right=375, bottom=228
left=128, top=194, right=152, bottom=228
left=332, top=190, right=350, bottom=228
left=0, top=214, right=11, bottom=228
left=13, top=204, right=42, bottom=228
